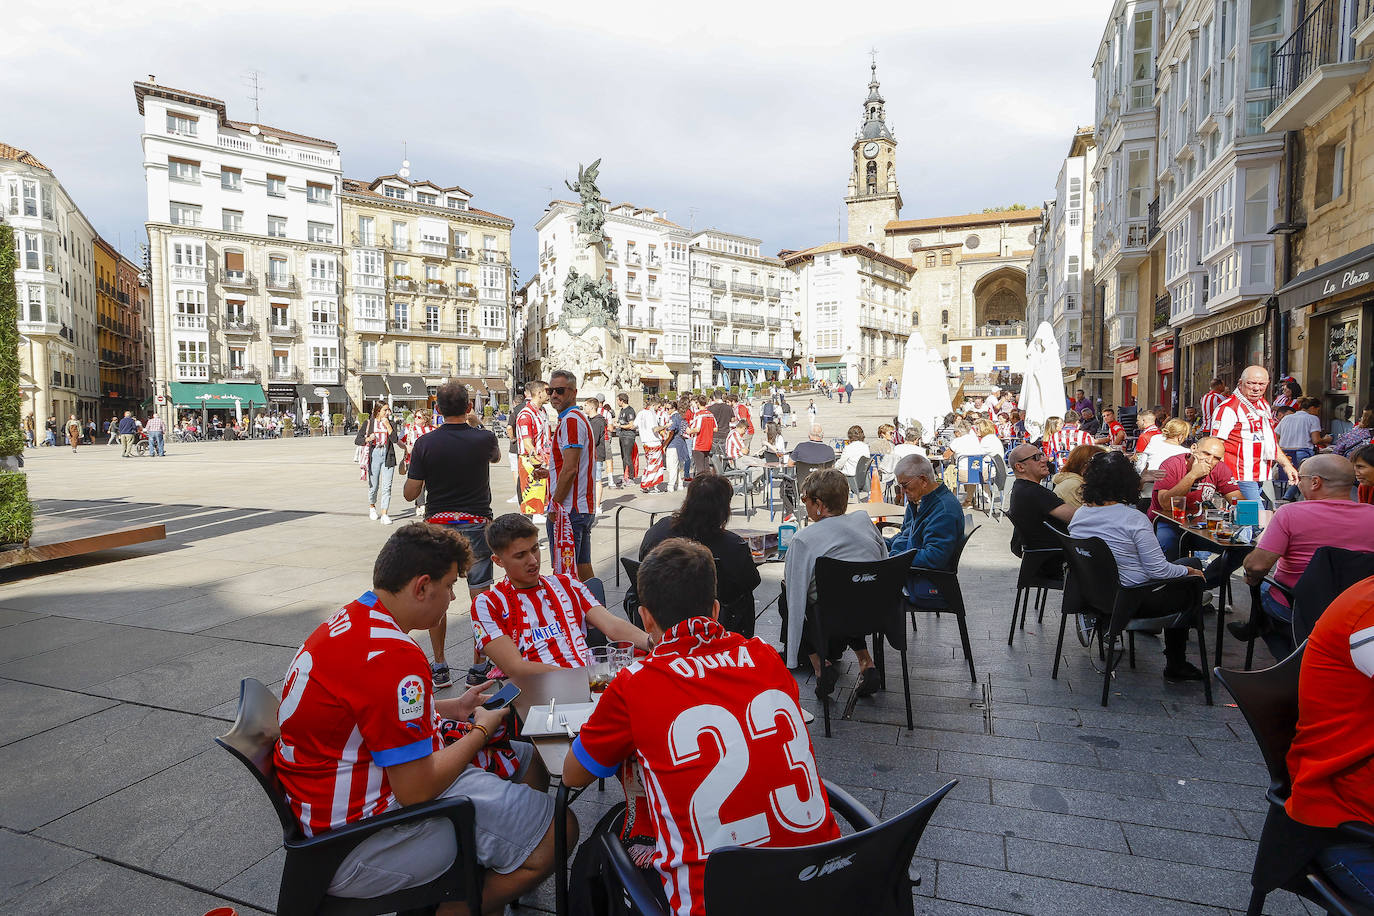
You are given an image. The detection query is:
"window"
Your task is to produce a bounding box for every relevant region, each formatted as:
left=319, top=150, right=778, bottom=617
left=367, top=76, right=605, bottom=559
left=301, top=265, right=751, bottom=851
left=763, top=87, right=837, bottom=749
left=1127, top=149, right=1150, bottom=217
left=1243, top=167, right=1271, bottom=235
left=267, top=256, right=288, bottom=283
left=457, top=345, right=471, bottom=372
left=270, top=304, right=289, bottom=327
left=941, top=309, right=949, bottom=325
left=22, top=233, right=39, bottom=270
left=173, top=241, right=204, bottom=267
left=924, top=253, right=936, bottom=268
left=392, top=222, right=409, bottom=250
left=416, top=191, right=437, bottom=205
left=166, top=112, right=198, bottom=136
left=307, top=221, right=333, bottom=244
left=627, top=336, right=637, bottom=356
left=940, top=250, right=952, bottom=266
left=357, top=216, right=375, bottom=246
left=427, top=343, right=442, bottom=369
left=361, top=340, right=378, bottom=369
left=1068, top=177, right=1082, bottom=209
left=306, top=182, right=331, bottom=204
left=393, top=301, right=410, bottom=330
left=383, top=185, right=407, bottom=200
left=354, top=248, right=381, bottom=275
left=312, top=346, right=338, bottom=371
left=20, top=179, right=37, bottom=216
left=393, top=260, right=410, bottom=278
left=960, top=345, right=973, bottom=362
left=267, top=216, right=287, bottom=238
left=169, top=203, right=201, bottom=227
left=447, top=197, right=465, bottom=209
left=485, top=349, right=500, bottom=374
left=1315, top=139, right=1348, bottom=207
left=394, top=342, right=410, bottom=367
left=221, top=167, right=242, bottom=191
left=225, top=298, right=246, bottom=322
left=222, top=209, right=243, bottom=232
left=267, top=175, right=286, bottom=198
left=168, top=158, right=200, bottom=183
left=272, top=349, right=291, bottom=375
left=480, top=265, right=503, bottom=300
left=425, top=305, right=440, bottom=332
left=176, top=340, right=208, bottom=375
left=995, top=343, right=1008, bottom=361
left=228, top=347, right=244, bottom=370
left=355, top=293, right=383, bottom=322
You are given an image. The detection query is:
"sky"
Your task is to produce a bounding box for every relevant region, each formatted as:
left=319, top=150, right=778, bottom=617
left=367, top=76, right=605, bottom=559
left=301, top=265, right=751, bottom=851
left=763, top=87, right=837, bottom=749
left=4, top=0, right=1107, bottom=282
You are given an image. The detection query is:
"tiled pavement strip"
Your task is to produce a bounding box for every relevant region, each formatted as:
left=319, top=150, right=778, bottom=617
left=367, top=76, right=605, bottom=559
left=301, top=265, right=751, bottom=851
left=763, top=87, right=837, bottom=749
left=0, top=389, right=1318, bottom=916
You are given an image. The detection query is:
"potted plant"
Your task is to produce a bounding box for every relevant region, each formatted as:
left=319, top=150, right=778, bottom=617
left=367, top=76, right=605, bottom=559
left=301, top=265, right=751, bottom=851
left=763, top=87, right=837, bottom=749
left=483, top=405, right=494, bottom=420
left=331, top=413, right=345, bottom=436
left=281, top=417, right=294, bottom=437
left=308, top=415, right=324, bottom=436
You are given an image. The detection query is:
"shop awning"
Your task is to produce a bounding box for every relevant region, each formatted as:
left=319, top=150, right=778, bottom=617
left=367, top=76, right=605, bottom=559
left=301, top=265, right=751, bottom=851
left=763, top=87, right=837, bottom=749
left=635, top=363, right=673, bottom=380
left=1276, top=243, right=1374, bottom=312
left=483, top=378, right=509, bottom=393
left=360, top=375, right=387, bottom=399
left=267, top=383, right=299, bottom=402
left=169, top=382, right=268, bottom=408
left=452, top=376, right=485, bottom=392
left=296, top=384, right=348, bottom=404
left=813, top=362, right=844, bottom=370
left=712, top=355, right=786, bottom=372
left=386, top=375, right=428, bottom=400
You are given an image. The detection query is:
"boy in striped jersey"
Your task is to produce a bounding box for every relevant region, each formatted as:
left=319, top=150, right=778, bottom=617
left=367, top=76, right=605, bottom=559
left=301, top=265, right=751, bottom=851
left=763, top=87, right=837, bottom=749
left=274, top=523, right=569, bottom=909
left=472, top=514, right=651, bottom=678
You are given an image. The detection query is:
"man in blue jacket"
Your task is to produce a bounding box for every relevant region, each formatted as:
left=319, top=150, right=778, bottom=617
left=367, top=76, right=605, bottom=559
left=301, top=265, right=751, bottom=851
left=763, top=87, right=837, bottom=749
left=888, top=454, right=965, bottom=606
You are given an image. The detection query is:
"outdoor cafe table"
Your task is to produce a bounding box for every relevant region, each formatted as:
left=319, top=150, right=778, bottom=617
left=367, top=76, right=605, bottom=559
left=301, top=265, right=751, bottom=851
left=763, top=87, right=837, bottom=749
left=1159, top=513, right=1269, bottom=667
left=605, top=490, right=684, bottom=583
left=736, top=456, right=787, bottom=519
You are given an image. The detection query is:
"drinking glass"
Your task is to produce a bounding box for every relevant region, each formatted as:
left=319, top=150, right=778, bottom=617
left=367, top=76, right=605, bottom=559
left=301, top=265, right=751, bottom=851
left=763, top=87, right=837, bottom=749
left=586, top=646, right=614, bottom=694
left=1170, top=497, right=1187, bottom=522
left=609, top=640, right=635, bottom=672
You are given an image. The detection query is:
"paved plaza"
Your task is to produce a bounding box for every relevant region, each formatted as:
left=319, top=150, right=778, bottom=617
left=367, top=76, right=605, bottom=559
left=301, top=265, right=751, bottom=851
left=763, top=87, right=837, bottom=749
left=0, top=389, right=1315, bottom=916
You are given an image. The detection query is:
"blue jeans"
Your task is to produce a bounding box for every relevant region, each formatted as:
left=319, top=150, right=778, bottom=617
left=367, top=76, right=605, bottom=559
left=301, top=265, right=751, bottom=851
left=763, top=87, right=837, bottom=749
left=905, top=577, right=946, bottom=609
left=368, top=447, right=393, bottom=513
left=1258, top=581, right=1297, bottom=659
left=546, top=510, right=594, bottom=567
left=1235, top=479, right=1269, bottom=507
left=1317, top=844, right=1374, bottom=909
left=148, top=431, right=165, bottom=456
left=1277, top=448, right=1311, bottom=500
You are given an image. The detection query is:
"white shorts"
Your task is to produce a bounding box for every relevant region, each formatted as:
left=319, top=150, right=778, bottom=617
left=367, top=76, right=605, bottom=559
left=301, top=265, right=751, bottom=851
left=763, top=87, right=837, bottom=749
left=328, top=741, right=552, bottom=898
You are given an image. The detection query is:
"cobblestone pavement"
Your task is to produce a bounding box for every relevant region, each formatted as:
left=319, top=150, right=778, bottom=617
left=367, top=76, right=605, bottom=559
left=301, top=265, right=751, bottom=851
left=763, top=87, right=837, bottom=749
left=0, top=389, right=1315, bottom=915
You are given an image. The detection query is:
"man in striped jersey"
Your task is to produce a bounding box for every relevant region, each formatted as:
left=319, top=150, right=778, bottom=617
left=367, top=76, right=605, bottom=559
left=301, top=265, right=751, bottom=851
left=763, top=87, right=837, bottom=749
left=473, top=514, right=650, bottom=678
left=1200, top=378, right=1229, bottom=430
left=274, top=523, right=569, bottom=908
left=1211, top=365, right=1299, bottom=504
left=541, top=369, right=600, bottom=580
left=1051, top=410, right=1095, bottom=456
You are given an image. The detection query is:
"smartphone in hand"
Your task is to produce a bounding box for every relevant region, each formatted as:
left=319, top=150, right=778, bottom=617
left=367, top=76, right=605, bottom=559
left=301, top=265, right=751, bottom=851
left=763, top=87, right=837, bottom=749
left=481, top=682, right=522, bottom=711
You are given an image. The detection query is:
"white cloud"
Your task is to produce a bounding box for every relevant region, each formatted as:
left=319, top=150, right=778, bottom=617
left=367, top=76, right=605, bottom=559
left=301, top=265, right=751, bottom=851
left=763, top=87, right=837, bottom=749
left=1, top=0, right=1107, bottom=276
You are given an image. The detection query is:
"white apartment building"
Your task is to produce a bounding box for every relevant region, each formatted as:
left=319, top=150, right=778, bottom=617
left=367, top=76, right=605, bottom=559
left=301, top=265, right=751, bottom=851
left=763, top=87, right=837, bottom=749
left=688, top=230, right=796, bottom=388
left=782, top=242, right=915, bottom=385
left=1026, top=208, right=1054, bottom=332
left=134, top=79, right=344, bottom=421
left=1156, top=0, right=1286, bottom=403
left=4, top=144, right=102, bottom=433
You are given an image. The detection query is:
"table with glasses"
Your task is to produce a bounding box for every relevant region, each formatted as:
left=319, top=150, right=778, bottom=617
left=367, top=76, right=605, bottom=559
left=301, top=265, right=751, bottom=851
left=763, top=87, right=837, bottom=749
left=1158, top=507, right=1268, bottom=667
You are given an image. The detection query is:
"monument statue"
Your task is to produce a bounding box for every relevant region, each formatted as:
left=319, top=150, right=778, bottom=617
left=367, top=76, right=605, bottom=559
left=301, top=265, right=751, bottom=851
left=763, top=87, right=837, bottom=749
left=546, top=158, right=637, bottom=402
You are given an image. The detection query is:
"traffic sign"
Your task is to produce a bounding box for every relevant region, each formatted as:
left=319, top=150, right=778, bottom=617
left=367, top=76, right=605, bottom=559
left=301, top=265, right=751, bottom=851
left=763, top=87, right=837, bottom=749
left=155, top=393, right=167, bottom=405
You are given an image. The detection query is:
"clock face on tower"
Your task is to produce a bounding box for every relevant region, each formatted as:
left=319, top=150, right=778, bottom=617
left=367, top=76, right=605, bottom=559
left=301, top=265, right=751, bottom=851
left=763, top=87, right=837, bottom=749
left=862, top=141, right=879, bottom=159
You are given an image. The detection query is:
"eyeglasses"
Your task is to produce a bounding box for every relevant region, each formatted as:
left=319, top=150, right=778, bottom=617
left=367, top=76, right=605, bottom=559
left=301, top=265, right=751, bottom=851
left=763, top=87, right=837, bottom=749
left=549, top=386, right=570, bottom=395
left=1014, top=453, right=1047, bottom=464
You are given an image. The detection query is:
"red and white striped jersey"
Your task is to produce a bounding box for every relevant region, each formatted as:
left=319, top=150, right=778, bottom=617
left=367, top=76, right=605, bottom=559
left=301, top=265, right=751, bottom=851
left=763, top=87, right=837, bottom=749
left=471, top=573, right=597, bottom=668
left=725, top=428, right=746, bottom=460
left=1211, top=393, right=1277, bottom=482
left=1201, top=390, right=1228, bottom=429
left=572, top=618, right=841, bottom=916
left=551, top=405, right=596, bottom=513
left=274, top=592, right=442, bottom=838
left=1051, top=426, right=1094, bottom=455
left=734, top=403, right=754, bottom=434
left=516, top=404, right=551, bottom=461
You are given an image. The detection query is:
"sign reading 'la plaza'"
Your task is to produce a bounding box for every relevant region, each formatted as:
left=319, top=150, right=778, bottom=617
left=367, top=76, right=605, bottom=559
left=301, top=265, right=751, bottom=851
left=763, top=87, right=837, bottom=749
left=1322, top=266, right=1373, bottom=297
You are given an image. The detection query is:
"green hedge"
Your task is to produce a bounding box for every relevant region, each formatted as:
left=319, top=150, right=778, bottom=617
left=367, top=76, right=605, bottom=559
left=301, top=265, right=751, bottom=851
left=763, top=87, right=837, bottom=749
left=0, top=226, right=32, bottom=545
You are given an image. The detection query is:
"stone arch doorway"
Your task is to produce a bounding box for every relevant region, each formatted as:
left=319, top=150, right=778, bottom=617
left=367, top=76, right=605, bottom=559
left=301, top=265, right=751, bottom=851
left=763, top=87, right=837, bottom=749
left=972, top=267, right=1028, bottom=329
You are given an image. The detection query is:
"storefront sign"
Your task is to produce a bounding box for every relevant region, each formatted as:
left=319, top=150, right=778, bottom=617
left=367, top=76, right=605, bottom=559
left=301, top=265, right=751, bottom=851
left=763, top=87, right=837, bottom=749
left=1327, top=314, right=1359, bottom=394
left=1178, top=303, right=1269, bottom=348
left=1119, top=359, right=1139, bottom=377
left=1157, top=348, right=1174, bottom=372
left=267, top=384, right=298, bottom=402
left=1277, top=243, right=1374, bottom=312
left=1115, top=348, right=1140, bottom=363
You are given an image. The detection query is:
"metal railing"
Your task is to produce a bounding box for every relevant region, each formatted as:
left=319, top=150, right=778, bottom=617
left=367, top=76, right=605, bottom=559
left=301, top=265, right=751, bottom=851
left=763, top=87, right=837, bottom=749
left=225, top=365, right=259, bottom=380
left=1271, top=0, right=1344, bottom=110
left=306, top=277, right=339, bottom=295
left=222, top=318, right=257, bottom=334
left=453, top=246, right=474, bottom=260
left=708, top=278, right=726, bottom=290
left=731, top=282, right=764, bottom=297
left=731, top=311, right=765, bottom=326
left=269, top=367, right=301, bottom=382
left=1147, top=197, right=1160, bottom=242
left=1154, top=294, right=1171, bottom=331
left=267, top=320, right=300, bottom=337
left=605, top=248, right=619, bottom=263
left=309, top=322, right=340, bottom=337
left=265, top=274, right=297, bottom=292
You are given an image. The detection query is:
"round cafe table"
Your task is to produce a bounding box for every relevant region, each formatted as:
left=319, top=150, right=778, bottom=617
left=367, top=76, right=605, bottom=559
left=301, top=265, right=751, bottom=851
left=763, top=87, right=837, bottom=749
left=1159, top=514, right=1266, bottom=668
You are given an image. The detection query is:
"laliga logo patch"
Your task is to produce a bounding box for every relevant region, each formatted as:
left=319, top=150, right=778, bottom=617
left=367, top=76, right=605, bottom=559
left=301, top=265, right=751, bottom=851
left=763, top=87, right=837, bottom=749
left=799, top=853, right=856, bottom=881
left=397, top=675, right=425, bottom=721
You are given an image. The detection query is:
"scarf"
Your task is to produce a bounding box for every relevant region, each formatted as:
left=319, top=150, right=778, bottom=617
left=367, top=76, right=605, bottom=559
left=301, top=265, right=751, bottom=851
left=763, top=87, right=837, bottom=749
left=425, top=512, right=491, bottom=526
left=550, top=502, right=578, bottom=578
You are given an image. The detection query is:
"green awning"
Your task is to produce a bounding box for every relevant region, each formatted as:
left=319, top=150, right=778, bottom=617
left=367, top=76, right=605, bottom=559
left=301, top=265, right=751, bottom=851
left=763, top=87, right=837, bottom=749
left=169, top=382, right=268, bottom=408
left=813, top=362, right=844, bottom=370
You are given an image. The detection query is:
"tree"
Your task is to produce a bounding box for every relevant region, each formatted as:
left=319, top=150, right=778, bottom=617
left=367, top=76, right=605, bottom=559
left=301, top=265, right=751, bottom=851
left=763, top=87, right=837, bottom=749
left=982, top=203, right=1030, bottom=213
left=0, top=224, right=34, bottom=545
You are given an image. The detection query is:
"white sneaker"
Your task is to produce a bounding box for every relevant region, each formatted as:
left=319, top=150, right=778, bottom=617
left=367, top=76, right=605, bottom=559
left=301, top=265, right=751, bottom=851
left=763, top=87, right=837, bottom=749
left=380, top=514, right=393, bottom=525
left=505, top=496, right=517, bottom=503
left=369, top=507, right=378, bottom=520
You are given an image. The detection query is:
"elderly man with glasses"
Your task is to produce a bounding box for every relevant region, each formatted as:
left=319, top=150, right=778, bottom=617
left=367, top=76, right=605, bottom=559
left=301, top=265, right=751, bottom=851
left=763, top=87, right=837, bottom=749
left=1233, top=455, right=1374, bottom=656
left=1005, top=445, right=1078, bottom=574
left=887, top=454, right=966, bottom=609
left=1211, top=365, right=1300, bottom=505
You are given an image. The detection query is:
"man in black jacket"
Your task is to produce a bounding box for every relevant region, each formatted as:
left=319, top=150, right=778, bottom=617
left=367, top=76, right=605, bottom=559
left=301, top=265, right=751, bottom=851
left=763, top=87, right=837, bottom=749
left=614, top=393, right=637, bottom=488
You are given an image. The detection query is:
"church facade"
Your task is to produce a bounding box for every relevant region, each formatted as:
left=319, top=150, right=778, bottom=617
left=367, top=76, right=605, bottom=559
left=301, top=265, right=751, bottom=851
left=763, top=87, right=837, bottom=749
left=790, top=61, right=1039, bottom=393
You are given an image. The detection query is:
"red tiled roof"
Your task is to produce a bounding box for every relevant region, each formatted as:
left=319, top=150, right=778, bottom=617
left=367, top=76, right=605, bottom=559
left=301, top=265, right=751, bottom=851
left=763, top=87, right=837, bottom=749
left=340, top=179, right=511, bottom=224
left=886, top=208, right=1042, bottom=232
left=780, top=241, right=915, bottom=274
left=0, top=143, right=49, bottom=171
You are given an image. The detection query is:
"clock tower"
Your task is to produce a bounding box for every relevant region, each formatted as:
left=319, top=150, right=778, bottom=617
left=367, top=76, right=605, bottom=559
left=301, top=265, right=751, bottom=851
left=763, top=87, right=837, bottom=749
left=844, top=60, right=902, bottom=253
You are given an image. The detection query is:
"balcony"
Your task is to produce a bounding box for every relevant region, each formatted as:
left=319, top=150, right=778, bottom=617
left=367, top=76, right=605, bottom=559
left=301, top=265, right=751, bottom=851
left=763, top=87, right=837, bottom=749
left=708, top=278, right=726, bottom=290
left=386, top=239, right=411, bottom=253
left=421, top=363, right=452, bottom=377
left=306, top=277, right=339, bottom=295
left=624, top=282, right=643, bottom=297
left=350, top=232, right=378, bottom=247
left=216, top=269, right=256, bottom=290
left=1147, top=197, right=1160, bottom=243
left=454, top=283, right=477, bottom=299
left=222, top=317, right=257, bottom=335
left=419, top=240, right=449, bottom=258
left=480, top=250, right=508, bottom=264
left=453, top=324, right=482, bottom=340
left=267, top=320, right=300, bottom=338
left=173, top=314, right=208, bottom=331
left=265, top=274, right=297, bottom=293
left=359, top=359, right=389, bottom=375
left=540, top=246, right=556, bottom=264
left=959, top=323, right=1025, bottom=338
left=452, top=246, right=474, bottom=260
left=731, top=282, right=764, bottom=298
left=269, top=367, right=301, bottom=382
left=605, top=248, right=618, bottom=263
left=646, top=256, right=662, bottom=269
left=225, top=365, right=260, bottom=381
left=710, top=309, right=728, bottom=321
left=1106, top=313, right=1138, bottom=351
left=175, top=363, right=210, bottom=381
left=765, top=286, right=782, bottom=298
left=766, top=316, right=781, bottom=329
left=309, top=322, right=340, bottom=338
left=1153, top=294, right=1172, bottom=332
left=732, top=311, right=765, bottom=327
left=479, top=325, right=507, bottom=342
left=714, top=341, right=774, bottom=356
left=1265, top=0, right=1373, bottom=132
left=309, top=367, right=340, bottom=384
left=354, top=314, right=386, bottom=333
left=351, top=273, right=384, bottom=289
left=422, top=280, right=448, bottom=296
left=171, top=265, right=205, bottom=283
left=646, top=285, right=662, bottom=299
left=391, top=277, right=415, bottom=293
left=626, top=251, right=642, bottom=266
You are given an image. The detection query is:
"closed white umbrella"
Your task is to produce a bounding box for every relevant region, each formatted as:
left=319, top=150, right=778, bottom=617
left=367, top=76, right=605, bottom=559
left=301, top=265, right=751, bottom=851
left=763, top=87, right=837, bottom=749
left=1018, top=321, right=1066, bottom=441
left=896, top=332, right=950, bottom=446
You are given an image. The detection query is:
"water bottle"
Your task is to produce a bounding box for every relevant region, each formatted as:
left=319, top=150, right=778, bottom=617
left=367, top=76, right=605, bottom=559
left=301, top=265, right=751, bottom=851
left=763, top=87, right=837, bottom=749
left=778, top=520, right=798, bottom=556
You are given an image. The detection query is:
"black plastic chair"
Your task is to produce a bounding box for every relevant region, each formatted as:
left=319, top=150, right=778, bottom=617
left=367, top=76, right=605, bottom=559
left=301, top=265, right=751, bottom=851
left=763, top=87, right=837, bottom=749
left=1050, top=526, right=1213, bottom=707
left=852, top=454, right=872, bottom=499
left=710, top=453, right=755, bottom=517
left=790, top=459, right=835, bottom=525
left=1236, top=547, right=1374, bottom=670
left=1215, top=646, right=1374, bottom=916
left=904, top=519, right=981, bottom=683
left=596, top=779, right=958, bottom=916
left=215, top=679, right=484, bottom=916
left=812, top=551, right=918, bottom=736
left=620, top=557, right=643, bottom=628
left=1005, top=511, right=1065, bottom=648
